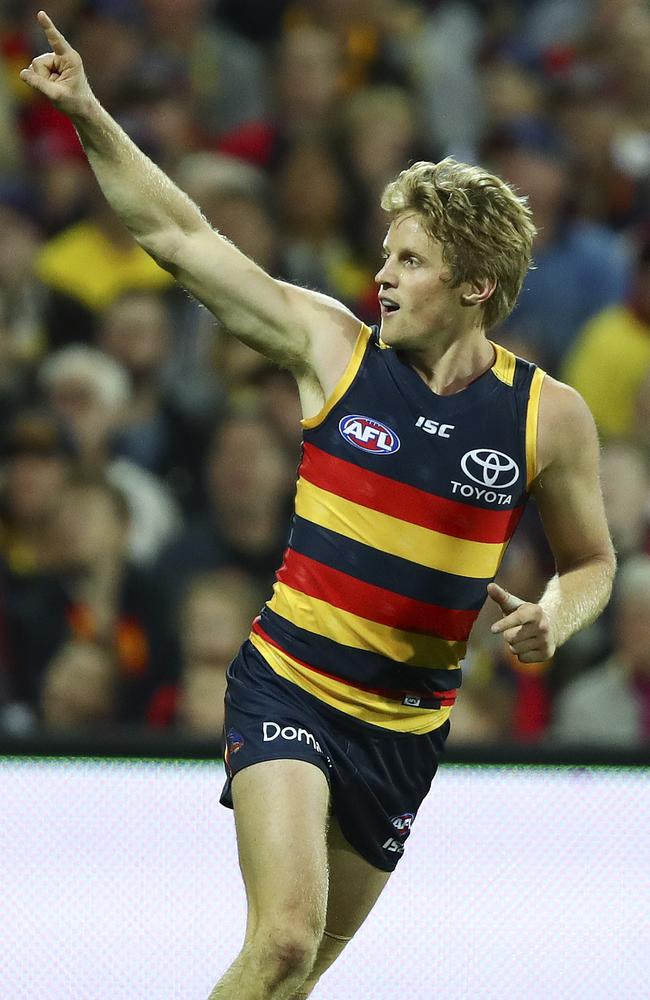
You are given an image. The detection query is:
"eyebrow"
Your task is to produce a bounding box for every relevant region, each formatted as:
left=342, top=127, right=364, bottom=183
left=381, top=243, right=426, bottom=259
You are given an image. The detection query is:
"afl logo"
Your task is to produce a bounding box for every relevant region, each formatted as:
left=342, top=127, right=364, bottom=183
left=391, top=813, right=414, bottom=838
left=461, top=448, right=519, bottom=488
left=339, top=414, right=400, bottom=455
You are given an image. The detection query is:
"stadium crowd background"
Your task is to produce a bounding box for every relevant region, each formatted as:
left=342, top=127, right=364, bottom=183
left=0, top=0, right=648, bottom=748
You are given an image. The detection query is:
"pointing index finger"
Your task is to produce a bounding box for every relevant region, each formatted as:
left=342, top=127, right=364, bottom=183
left=491, top=607, right=527, bottom=634
left=37, top=10, right=71, bottom=56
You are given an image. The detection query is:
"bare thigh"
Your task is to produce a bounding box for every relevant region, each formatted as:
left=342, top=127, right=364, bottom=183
left=325, top=816, right=391, bottom=938
left=290, top=817, right=392, bottom=997
left=231, top=758, right=331, bottom=941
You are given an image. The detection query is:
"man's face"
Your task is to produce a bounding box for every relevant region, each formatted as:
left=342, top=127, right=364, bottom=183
left=6, top=453, right=68, bottom=523
left=374, top=213, right=465, bottom=349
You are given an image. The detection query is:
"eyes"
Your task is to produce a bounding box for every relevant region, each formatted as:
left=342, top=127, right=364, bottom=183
left=380, top=252, right=421, bottom=268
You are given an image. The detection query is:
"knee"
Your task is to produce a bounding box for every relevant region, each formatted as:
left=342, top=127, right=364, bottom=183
left=253, top=923, right=321, bottom=986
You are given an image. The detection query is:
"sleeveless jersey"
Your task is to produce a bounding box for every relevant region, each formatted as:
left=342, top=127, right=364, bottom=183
left=251, top=323, right=546, bottom=735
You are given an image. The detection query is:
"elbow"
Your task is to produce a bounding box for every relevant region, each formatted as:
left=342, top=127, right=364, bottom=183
left=589, top=549, right=617, bottom=606
left=604, top=548, right=618, bottom=597
left=138, top=210, right=205, bottom=272
left=137, top=228, right=182, bottom=272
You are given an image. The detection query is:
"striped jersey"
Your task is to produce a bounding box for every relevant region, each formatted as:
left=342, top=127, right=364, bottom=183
left=251, top=323, right=545, bottom=734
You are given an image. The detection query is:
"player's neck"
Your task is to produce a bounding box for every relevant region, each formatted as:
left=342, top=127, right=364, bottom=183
left=404, top=327, right=495, bottom=396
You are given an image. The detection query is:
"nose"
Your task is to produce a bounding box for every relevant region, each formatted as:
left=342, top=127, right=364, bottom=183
left=375, top=258, right=396, bottom=287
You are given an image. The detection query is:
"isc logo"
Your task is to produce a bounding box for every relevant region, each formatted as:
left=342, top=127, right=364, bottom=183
left=339, top=415, right=400, bottom=455
left=415, top=416, right=454, bottom=438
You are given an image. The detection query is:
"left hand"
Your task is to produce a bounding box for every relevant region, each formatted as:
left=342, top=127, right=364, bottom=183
left=487, top=582, right=556, bottom=663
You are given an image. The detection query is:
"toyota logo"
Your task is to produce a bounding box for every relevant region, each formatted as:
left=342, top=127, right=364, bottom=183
left=460, top=449, right=519, bottom=488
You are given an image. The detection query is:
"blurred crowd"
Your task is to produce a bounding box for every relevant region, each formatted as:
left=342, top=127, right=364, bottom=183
left=0, top=0, right=649, bottom=748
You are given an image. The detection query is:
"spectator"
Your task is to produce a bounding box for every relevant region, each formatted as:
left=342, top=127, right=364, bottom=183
left=599, top=441, right=650, bottom=562
left=0, top=289, right=35, bottom=431
left=0, top=201, right=48, bottom=371
left=403, top=0, right=486, bottom=161
left=172, top=569, right=262, bottom=736
left=552, top=440, right=650, bottom=692
left=233, top=365, right=303, bottom=461
left=0, top=409, right=74, bottom=575
left=39, top=344, right=181, bottom=564
left=36, top=189, right=175, bottom=348
left=51, top=471, right=179, bottom=725
left=551, top=556, right=650, bottom=746
left=490, top=129, right=632, bottom=372
left=169, top=152, right=283, bottom=414
left=96, top=290, right=211, bottom=513
left=0, top=56, right=23, bottom=172
left=40, top=639, right=117, bottom=733
left=155, top=408, right=294, bottom=609
left=140, top=0, right=267, bottom=139
left=481, top=59, right=545, bottom=135
left=4, top=470, right=179, bottom=727
left=275, top=139, right=365, bottom=305
left=5, top=0, right=647, bottom=752
left=562, top=232, right=650, bottom=439
left=461, top=516, right=555, bottom=744
left=273, top=23, right=344, bottom=140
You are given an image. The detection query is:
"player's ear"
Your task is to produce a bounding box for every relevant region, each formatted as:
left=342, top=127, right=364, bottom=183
left=460, top=277, right=497, bottom=308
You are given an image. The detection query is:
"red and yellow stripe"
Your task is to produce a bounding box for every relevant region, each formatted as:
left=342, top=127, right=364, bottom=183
left=268, top=579, right=466, bottom=668
left=277, top=547, right=477, bottom=641
left=250, top=625, right=454, bottom=735
left=295, top=477, right=509, bottom=580
left=301, top=442, right=524, bottom=544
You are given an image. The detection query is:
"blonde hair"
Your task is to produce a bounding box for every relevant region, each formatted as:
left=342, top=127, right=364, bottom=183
left=381, top=157, right=537, bottom=329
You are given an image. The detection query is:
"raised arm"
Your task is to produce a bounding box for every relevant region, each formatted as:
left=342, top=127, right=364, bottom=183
left=20, top=11, right=361, bottom=384
left=489, top=377, right=616, bottom=662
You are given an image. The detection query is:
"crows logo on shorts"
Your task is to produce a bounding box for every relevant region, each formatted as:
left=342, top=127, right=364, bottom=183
left=227, top=728, right=245, bottom=753
left=224, top=728, right=245, bottom=775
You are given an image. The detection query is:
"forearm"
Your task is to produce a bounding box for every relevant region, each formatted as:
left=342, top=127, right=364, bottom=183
left=18, top=12, right=351, bottom=371
left=539, top=555, right=616, bottom=648
left=71, top=98, right=204, bottom=261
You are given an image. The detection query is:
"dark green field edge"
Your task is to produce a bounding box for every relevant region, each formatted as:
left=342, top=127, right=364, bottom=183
left=1, top=733, right=649, bottom=768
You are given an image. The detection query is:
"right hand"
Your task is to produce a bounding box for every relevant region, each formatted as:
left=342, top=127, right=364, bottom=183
left=19, top=10, right=94, bottom=117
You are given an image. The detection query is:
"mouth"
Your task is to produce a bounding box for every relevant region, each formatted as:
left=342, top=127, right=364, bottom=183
left=379, top=296, right=400, bottom=317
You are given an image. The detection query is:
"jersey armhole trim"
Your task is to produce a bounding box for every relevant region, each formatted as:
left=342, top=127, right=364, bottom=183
left=526, top=367, right=546, bottom=487
left=489, top=341, right=516, bottom=386
left=301, top=322, right=372, bottom=430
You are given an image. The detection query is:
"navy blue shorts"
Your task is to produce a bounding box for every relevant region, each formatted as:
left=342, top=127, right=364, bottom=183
left=220, top=640, right=450, bottom=872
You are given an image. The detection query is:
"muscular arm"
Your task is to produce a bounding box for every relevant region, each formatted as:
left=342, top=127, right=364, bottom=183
left=533, top=377, right=616, bottom=646
left=20, top=12, right=360, bottom=386
left=490, top=377, right=616, bottom=660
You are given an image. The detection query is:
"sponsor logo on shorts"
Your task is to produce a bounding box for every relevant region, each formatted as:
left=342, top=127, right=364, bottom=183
left=262, top=721, right=323, bottom=754
left=226, top=728, right=245, bottom=754
left=391, top=813, right=414, bottom=838
left=383, top=813, right=415, bottom=855
left=338, top=414, right=400, bottom=455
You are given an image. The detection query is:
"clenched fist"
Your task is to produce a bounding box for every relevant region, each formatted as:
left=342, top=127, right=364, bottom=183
left=487, top=582, right=556, bottom=663
left=19, top=10, right=94, bottom=118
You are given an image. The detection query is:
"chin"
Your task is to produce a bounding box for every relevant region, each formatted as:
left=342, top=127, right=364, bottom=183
left=379, top=316, right=403, bottom=345
left=380, top=316, right=415, bottom=348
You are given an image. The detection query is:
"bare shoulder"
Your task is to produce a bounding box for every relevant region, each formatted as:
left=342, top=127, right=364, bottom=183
left=280, top=281, right=366, bottom=395
left=281, top=282, right=362, bottom=347
left=536, top=374, right=598, bottom=477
